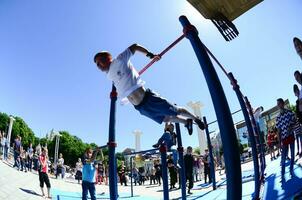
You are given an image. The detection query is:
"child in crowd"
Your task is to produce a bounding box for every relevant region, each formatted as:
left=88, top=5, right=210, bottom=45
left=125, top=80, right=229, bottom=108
left=152, top=123, right=176, bottom=149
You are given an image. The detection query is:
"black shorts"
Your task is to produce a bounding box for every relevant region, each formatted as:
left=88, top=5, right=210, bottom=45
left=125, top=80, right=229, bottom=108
left=134, top=89, right=178, bottom=124
left=39, top=172, right=51, bottom=188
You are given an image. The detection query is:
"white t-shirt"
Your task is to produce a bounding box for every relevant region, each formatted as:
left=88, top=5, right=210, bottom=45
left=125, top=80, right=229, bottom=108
left=107, top=48, right=144, bottom=98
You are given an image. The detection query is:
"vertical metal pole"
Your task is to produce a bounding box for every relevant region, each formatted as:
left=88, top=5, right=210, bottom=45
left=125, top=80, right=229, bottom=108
left=228, top=73, right=260, bottom=199
left=130, top=156, right=134, bottom=197
left=245, top=97, right=265, bottom=182
left=175, top=123, right=187, bottom=200
left=179, top=15, right=242, bottom=200
left=108, top=84, right=118, bottom=200
left=203, top=117, right=216, bottom=190
left=160, top=144, right=169, bottom=200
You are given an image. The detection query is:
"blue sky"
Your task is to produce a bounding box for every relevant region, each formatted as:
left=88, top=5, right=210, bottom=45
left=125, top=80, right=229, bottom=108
left=0, top=0, right=301, bottom=152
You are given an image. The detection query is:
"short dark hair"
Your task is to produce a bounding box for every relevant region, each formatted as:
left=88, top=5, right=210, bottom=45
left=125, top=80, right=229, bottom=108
left=277, top=98, right=284, bottom=104
left=94, top=51, right=111, bottom=63
left=293, top=37, right=302, bottom=44
left=294, top=70, right=301, bottom=76
left=293, top=84, right=299, bottom=93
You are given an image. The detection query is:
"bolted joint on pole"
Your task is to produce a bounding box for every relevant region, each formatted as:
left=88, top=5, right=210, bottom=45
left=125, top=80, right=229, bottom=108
left=179, top=16, right=198, bottom=37
left=228, top=72, right=239, bottom=90
left=107, top=141, right=117, bottom=148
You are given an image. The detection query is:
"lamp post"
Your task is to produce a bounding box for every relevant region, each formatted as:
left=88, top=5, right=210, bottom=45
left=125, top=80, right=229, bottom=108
left=7, top=116, right=15, bottom=154
left=133, top=130, right=142, bottom=152
left=187, top=101, right=207, bottom=154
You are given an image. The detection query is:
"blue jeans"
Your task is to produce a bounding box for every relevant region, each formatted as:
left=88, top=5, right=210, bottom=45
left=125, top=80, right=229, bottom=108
left=296, top=134, right=302, bottom=153
left=281, top=142, right=295, bottom=177
left=82, top=181, right=96, bottom=200
left=157, top=132, right=173, bottom=149
left=3, top=146, right=8, bottom=160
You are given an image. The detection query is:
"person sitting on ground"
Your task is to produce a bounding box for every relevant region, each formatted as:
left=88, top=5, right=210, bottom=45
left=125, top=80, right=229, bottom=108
left=153, top=122, right=176, bottom=149
left=94, top=44, right=205, bottom=135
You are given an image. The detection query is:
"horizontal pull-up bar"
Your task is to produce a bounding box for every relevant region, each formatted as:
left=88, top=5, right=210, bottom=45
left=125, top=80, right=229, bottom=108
left=139, top=34, right=185, bottom=75
left=98, top=145, right=108, bottom=149
left=123, top=148, right=159, bottom=156
left=207, top=109, right=242, bottom=126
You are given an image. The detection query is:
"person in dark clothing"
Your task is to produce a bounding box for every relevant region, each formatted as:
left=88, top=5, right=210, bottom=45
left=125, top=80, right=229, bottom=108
left=184, top=146, right=194, bottom=194
left=118, top=161, right=127, bottom=186
left=203, top=149, right=211, bottom=184
left=167, top=156, right=177, bottom=189
left=294, top=84, right=302, bottom=156
left=154, top=160, right=162, bottom=186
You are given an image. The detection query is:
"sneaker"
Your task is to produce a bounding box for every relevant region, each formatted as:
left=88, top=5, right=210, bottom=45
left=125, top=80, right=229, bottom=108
left=185, top=119, right=193, bottom=135
left=195, top=118, right=205, bottom=130
left=188, top=190, right=193, bottom=194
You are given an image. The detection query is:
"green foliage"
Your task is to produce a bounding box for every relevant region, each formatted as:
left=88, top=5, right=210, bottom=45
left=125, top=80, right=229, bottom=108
left=11, top=116, right=35, bottom=148
left=242, top=143, right=249, bottom=149
left=288, top=104, right=296, bottom=113
left=193, top=147, right=201, bottom=155
left=0, top=113, right=35, bottom=148
left=238, top=141, right=244, bottom=155
left=0, top=112, right=9, bottom=133
left=0, top=111, right=125, bottom=168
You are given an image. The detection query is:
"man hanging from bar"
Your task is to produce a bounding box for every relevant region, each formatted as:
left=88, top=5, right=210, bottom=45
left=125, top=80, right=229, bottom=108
left=94, top=44, right=205, bottom=135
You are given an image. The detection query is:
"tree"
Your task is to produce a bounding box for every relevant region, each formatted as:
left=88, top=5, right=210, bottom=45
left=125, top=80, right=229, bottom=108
left=193, top=147, right=201, bottom=155
left=0, top=112, right=9, bottom=133
left=11, top=116, right=35, bottom=148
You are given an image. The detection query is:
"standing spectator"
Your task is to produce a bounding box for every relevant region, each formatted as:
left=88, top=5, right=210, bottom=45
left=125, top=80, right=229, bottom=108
left=154, top=159, right=162, bottom=186
left=96, top=162, right=104, bottom=185
left=20, top=149, right=28, bottom=172
left=4, top=136, right=8, bottom=161
left=275, top=98, right=296, bottom=182
left=167, top=156, right=177, bottom=189
left=293, top=37, right=302, bottom=60
left=272, top=128, right=281, bottom=157
left=104, top=162, right=109, bottom=185
left=27, top=143, right=34, bottom=172
left=267, top=130, right=276, bottom=160
left=203, top=149, right=211, bottom=184
left=0, top=132, right=3, bottom=159
left=193, top=156, right=200, bottom=182
left=82, top=147, right=101, bottom=200
left=293, top=84, right=302, bottom=157
left=149, top=166, right=157, bottom=185
left=33, top=150, right=40, bottom=171
left=56, top=153, right=64, bottom=179
left=184, top=146, right=194, bottom=194
left=131, top=166, right=139, bottom=186
left=219, top=153, right=225, bottom=175
left=38, top=147, right=51, bottom=198
left=75, top=158, right=83, bottom=184
left=118, top=161, right=127, bottom=186
left=294, top=71, right=302, bottom=112
left=13, top=135, right=22, bottom=169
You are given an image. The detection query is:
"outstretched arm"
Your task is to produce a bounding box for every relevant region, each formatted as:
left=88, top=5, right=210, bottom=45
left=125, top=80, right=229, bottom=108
left=129, top=44, right=161, bottom=60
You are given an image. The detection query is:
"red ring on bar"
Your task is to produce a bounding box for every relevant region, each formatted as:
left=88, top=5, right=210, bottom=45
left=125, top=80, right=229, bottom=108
left=107, top=141, right=117, bottom=147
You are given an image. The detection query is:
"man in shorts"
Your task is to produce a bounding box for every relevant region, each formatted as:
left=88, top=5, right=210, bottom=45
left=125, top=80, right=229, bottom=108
left=94, top=44, right=205, bottom=135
